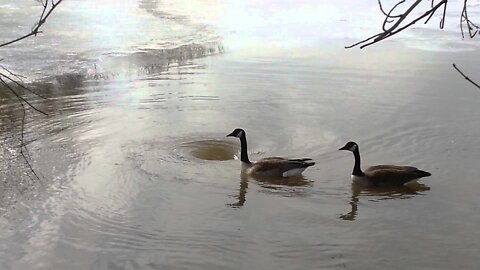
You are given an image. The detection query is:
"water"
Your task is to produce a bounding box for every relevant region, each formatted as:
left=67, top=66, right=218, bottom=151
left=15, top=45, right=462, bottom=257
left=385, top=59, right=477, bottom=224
left=1, top=0, right=480, bottom=269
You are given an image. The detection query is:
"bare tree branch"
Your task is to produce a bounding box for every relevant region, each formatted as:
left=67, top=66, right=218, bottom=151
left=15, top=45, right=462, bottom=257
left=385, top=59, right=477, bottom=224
left=460, top=0, right=480, bottom=38
left=347, top=0, right=450, bottom=49
left=0, top=77, right=45, bottom=181
left=347, top=1, right=480, bottom=89
left=0, top=77, right=48, bottom=116
left=379, top=0, right=421, bottom=39
left=452, top=63, right=480, bottom=89
left=0, top=66, right=48, bottom=100
left=0, top=1, right=64, bottom=180
left=0, top=0, right=63, bottom=48
left=0, top=63, right=26, bottom=80
left=378, top=0, right=403, bottom=19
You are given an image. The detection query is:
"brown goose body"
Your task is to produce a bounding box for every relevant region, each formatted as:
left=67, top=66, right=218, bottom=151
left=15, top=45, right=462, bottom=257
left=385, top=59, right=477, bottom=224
left=227, top=129, right=315, bottom=177
left=245, top=157, right=315, bottom=177
left=339, top=142, right=431, bottom=187
left=362, top=165, right=431, bottom=187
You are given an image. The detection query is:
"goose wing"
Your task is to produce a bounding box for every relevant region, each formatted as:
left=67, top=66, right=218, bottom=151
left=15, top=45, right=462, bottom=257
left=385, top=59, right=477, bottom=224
left=259, top=157, right=313, bottom=162
left=365, top=165, right=431, bottom=186
left=367, top=165, right=418, bottom=172
left=252, top=157, right=315, bottom=176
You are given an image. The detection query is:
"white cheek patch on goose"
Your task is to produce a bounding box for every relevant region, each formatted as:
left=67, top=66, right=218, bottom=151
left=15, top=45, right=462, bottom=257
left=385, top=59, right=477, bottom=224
left=238, top=130, right=244, bottom=138
left=349, top=145, right=357, bottom=151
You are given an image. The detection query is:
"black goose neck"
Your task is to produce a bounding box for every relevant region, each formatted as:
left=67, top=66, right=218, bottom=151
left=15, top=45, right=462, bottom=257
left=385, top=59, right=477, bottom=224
left=239, top=133, right=251, bottom=164
left=352, top=148, right=364, bottom=176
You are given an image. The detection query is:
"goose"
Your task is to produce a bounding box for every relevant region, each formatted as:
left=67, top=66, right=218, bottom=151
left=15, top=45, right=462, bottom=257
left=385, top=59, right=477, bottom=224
left=339, top=141, right=431, bottom=187
left=226, top=128, right=315, bottom=177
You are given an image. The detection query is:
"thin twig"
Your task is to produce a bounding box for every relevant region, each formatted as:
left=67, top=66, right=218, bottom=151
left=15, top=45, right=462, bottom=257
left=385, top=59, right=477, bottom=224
left=460, top=0, right=479, bottom=39
left=0, top=0, right=62, bottom=182
left=0, top=70, right=48, bottom=100
left=36, top=1, right=49, bottom=37
left=379, top=0, right=421, bottom=40
left=0, top=64, right=26, bottom=80
left=347, top=0, right=448, bottom=49
left=378, top=0, right=402, bottom=19
left=19, top=101, right=42, bottom=182
left=0, top=0, right=63, bottom=48
left=382, top=0, right=407, bottom=31
left=452, top=63, right=480, bottom=89
left=345, top=33, right=382, bottom=49
left=0, top=77, right=43, bottom=181
left=438, top=0, right=447, bottom=29
left=0, top=77, right=47, bottom=115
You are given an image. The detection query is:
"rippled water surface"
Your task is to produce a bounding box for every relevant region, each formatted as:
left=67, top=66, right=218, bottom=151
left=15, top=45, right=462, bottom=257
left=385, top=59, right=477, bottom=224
left=1, top=0, right=480, bottom=269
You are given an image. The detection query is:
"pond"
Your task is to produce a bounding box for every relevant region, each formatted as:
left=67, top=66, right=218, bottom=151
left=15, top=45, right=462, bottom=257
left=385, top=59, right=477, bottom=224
left=0, top=0, right=479, bottom=269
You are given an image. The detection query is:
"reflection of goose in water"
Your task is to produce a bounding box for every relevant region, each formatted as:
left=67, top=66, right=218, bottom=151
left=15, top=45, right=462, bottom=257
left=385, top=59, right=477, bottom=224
left=340, top=182, right=430, bottom=221
left=228, top=175, right=249, bottom=208
left=227, top=128, right=315, bottom=177
left=228, top=174, right=312, bottom=208
left=339, top=141, right=431, bottom=187
left=251, top=173, right=312, bottom=190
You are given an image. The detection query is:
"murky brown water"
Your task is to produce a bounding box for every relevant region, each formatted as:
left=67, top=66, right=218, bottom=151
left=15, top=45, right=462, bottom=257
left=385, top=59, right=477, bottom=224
left=1, top=0, right=480, bottom=269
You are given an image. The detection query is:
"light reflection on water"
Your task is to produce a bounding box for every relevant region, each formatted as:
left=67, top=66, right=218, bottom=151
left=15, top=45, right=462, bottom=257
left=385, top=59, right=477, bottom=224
left=1, top=0, right=480, bottom=269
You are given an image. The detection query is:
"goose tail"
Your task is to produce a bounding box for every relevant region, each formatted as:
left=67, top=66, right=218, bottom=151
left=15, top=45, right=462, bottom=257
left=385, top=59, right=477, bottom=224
left=302, top=160, right=315, bottom=168
left=416, top=170, right=431, bottom=178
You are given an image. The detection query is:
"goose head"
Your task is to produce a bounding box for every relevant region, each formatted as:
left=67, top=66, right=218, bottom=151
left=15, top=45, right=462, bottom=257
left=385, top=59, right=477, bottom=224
left=339, top=141, right=358, bottom=152
left=227, top=128, right=246, bottom=138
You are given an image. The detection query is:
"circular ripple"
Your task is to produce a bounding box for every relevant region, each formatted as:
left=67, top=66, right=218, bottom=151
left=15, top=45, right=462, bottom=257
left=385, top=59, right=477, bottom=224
left=179, top=140, right=238, bottom=161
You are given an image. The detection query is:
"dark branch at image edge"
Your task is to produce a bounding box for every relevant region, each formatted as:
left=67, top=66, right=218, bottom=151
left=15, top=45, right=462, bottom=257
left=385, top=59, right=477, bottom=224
left=0, top=0, right=64, bottom=180
left=345, top=0, right=480, bottom=49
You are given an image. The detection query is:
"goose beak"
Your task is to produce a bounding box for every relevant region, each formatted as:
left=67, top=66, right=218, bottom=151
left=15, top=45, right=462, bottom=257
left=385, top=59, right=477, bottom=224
left=226, top=132, right=235, bottom=137
left=338, top=146, right=348, bottom=151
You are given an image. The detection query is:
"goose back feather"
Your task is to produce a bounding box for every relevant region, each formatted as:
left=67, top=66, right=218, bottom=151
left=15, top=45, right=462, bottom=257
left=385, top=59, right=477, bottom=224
left=364, top=165, right=431, bottom=186
left=249, top=157, right=315, bottom=177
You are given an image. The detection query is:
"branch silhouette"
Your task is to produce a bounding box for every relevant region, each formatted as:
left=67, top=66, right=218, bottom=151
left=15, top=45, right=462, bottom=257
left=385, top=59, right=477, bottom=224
left=1, top=0, right=63, bottom=180
left=0, top=0, right=63, bottom=48
left=460, top=0, right=480, bottom=38
left=345, top=0, right=474, bottom=49
left=452, top=64, right=480, bottom=89
left=347, top=1, right=480, bottom=94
